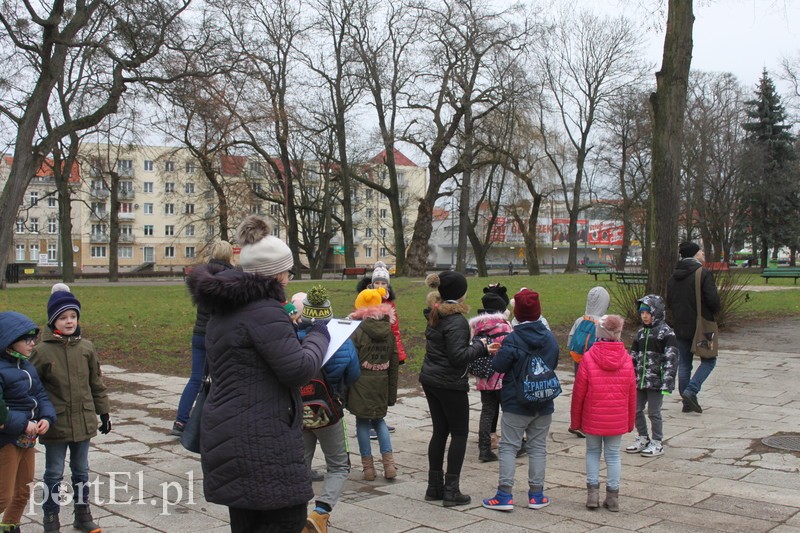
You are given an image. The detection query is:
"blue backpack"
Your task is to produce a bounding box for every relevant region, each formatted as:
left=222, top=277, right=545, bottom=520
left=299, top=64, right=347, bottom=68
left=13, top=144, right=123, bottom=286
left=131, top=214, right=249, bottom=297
left=569, top=316, right=597, bottom=364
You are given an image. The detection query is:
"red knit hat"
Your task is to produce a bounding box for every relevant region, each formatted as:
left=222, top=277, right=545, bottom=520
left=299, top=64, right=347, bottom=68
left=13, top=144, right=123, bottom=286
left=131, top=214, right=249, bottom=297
left=513, top=289, right=541, bottom=322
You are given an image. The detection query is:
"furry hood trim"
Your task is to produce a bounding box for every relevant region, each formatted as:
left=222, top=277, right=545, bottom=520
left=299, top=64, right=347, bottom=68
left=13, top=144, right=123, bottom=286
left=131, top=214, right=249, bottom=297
left=187, top=262, right=285, bottom=313
left=349, top=303, right=396, bottom=322
left=426, top=291, right=471, bottom=316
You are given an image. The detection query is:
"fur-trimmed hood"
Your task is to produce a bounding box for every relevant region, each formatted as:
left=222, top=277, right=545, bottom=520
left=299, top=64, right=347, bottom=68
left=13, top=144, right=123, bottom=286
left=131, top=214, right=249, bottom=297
left=187, top=262, right=286, bottom=314
left=469, top=312, right=512, bottom=339
left=349, top=303, right=396, bottom=323
left=425, top=291, right=470, bottom=317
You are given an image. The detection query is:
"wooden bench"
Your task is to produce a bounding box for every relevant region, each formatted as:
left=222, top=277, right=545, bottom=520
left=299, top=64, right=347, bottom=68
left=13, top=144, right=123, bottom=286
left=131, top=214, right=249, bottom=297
left=761, top=267, right=800, bottom=284
left=616, top=272, right=648, bottom=285
left=586, top=263, right=613, bottom=281
left=341, top=267, right=367, bottom=280
left=706, top=262, right=730, bottom=273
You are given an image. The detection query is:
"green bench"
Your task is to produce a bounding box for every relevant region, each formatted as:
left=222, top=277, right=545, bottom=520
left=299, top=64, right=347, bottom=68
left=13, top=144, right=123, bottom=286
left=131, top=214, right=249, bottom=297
left=586, top=263, right=613, bottom=281
left=761, top=267, right=800, bottom=284
left=616, top=272, right=648, bottom=285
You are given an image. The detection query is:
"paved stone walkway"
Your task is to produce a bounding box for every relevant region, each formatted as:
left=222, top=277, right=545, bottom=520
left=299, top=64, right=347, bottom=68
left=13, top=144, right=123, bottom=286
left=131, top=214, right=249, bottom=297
left=19, top=344, right=800, bottom=532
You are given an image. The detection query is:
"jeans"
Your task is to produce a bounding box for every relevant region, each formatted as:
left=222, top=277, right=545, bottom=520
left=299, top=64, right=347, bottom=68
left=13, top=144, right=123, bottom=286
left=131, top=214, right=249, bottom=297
left=635, top=389, right=664, bottom=441
left=422, top=385, right=470, bottom=476
left=585, top=434, right=622, bottom=490
left=176, top=335, right=206, bottom=424
left=497, top=411, right=551, bottom=493
left=43, top=440, right=91, bottom=515
left=677, top=337, right=716, bottom=396
left=228, top=503, right=306, bottom=533
left=303, top=418, right=350, bottom=509
left=355, top=417, right=391, bottom=457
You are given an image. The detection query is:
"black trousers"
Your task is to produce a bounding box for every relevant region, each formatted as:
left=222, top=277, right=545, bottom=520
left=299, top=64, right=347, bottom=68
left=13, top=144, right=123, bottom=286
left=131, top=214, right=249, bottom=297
left=228, top=503, right=307, bottom=533
left=422, top=384, right=470, bottom=476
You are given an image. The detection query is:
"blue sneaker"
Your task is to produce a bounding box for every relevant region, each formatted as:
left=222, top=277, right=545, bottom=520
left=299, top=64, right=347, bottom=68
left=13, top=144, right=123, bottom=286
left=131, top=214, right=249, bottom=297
left=528, top=491, right=550, bottom=509
left=482, top=490, right=514, bottom=511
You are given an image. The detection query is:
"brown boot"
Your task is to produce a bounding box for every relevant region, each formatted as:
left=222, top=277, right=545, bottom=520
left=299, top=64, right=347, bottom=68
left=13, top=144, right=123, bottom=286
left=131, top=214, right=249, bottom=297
left=603, top=486, right=619, bottom=512
left=361, top=455, right=376, bottom=481
left=304, top=510, right=330, bottom=533
left=381, top=452, right=397, bottom=479
left=586, top=483, right=600, bottom=509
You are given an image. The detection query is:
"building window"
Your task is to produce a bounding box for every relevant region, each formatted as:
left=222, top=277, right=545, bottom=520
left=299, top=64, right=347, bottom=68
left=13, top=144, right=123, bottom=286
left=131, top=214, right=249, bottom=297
left=30, top=244, right=39, bottom=259
left=143, top=182, right=154, bottom=193
left=120, top=225, right=133, bottom=237
left=206, top=224, right=215, bottom=237
left=118, top=246, right=133, bottom=259
left=185, top=246, right=196, bottom=259
left=120, top=181, right=133, bottom=192
left=185, top=224, right=195, bottom=237
left=271, top=226, right=280, bottom=237
left=165, top=225, right=174, bottom=236
left=185, top=162, right=196, bottom=174
left=117, top=159, right=133, bottom=172
left=164, top=246, right=175, bottom=258
left=16, top=218, right=25, bottom=233
left=48, top=196, right=57, bottom=208
left=249, top=161, right=263, bottom=175
left=270, top=182, right=281, bottom=193
left=366, top=208, right=373, bottom=218
left=143, top=225, right=154, bottom=236
left=251, top=203, right=262, bottom=214
left=380, top=208, right=387, bottom=218
left=91, top=223, right=107, bottom=236
left=90, top=246, right=107, bottom=258
left=380, top=247, right=388, bottom=257
left=380, top=228, right=387, bottom=238
left=48, top=244, right=57, bottom=261
left=185, top=182, right=195, bottom=194
left=165, top=182, right=175, bottom=193
left=269, top=203, right=280, bottom=216
left=365, top=246, right=373, bottom=258
left=165, top=203, right=174, bottom=215
left=143, top=203, right=153, bottom=214
left=29, top=191, right=39, bottom=207
left=365, top=189, right=373, bottom=200
left=119, top=202, right=134, bottom=213
left=165, top=161, right=175, bottom=172
left=90, top=202, right=106, bottom=217
left=47, top=218, right=57, bottom=234
left=365, top=228, right=373, bottom=238
left=15, top=244, right=25, bottom=261
left=184, top=203, right=195, bottom=214
left=29, top=218, right=39, bottom=233
left=144, top=160, right=154, bottom=171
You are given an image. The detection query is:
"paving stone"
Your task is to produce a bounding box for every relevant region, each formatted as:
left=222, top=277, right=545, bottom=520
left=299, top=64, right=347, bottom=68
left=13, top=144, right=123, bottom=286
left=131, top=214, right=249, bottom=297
left=695, top=494, right=799, bottom=522
left=643, top=502, right=779, bottom=532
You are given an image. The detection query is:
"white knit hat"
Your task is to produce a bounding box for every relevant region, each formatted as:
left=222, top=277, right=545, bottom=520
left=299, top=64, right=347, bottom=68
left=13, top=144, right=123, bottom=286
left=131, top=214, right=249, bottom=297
left=236, top=216, right=294, bottom=276
left=372, top=261, right=390, bottom=283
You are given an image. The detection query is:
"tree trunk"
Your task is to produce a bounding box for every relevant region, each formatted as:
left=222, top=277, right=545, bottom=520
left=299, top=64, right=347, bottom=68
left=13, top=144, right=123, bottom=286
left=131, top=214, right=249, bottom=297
left=406, top=195, right=434, bottom=276
left=649, top=0, right=694, bottom=296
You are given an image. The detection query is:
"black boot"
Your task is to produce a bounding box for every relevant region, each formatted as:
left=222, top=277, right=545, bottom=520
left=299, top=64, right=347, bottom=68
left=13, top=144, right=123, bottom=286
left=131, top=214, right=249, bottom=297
left=443, top=473, right=471, bottom=507
left=478, top=432, right=498, bottom=462
left=73, top=505, right=101, bottom=533
left=424, top=470, right=444, bottom=501
left=43, top=513, right=61, bottom=532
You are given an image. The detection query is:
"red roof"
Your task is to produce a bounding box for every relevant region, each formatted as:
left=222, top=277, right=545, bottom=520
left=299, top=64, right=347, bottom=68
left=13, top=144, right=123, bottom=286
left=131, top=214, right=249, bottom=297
left=370, top=149, right=418, bottom=167
left=219, top=154, right=246, bottom=176
left=3, top=156, right=81, bottom=182
left=432, top=207, right=450, bottom=221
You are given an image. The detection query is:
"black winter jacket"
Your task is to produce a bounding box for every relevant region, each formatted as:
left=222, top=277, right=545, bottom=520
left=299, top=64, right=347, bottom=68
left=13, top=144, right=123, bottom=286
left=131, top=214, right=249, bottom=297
left=187, top=263, right=328, bottom=511
left=191, top=259, right=235, bottom=338
left=419, top=293, right=488, bottom=392
left=666, top=259, right=721, bottom=340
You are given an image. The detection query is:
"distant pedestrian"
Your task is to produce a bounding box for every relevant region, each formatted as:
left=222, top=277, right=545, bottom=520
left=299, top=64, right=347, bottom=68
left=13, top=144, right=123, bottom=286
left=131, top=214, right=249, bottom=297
left=356, top=261, right=407, bottom=365
left=667, top=241, right=721, bottom=414
left=31, top=288, right=110, bottom=533
left=420, top=271, right=490, bottom=507
left=481, top=289, right=558, bottom=512
left=0, top=312, right=56, bottom=533
left=570, top=315, right=636, bottom=512
left=625, top=295, right=678, bottom=458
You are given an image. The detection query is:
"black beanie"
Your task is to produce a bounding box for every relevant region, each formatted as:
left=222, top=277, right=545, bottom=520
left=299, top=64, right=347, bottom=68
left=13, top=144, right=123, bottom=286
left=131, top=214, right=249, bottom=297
left=426, top=271, right=468, bottom=301
left=679, top=241, right=700, bottom=258
left=480, top=292, right=508, bottom=314
left=483, top=284, right=509, bottom=306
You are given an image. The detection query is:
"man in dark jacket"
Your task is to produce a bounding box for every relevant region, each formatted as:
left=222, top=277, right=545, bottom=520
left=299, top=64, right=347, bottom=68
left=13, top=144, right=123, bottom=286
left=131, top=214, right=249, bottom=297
left=666, top=241, right=721, bottom=414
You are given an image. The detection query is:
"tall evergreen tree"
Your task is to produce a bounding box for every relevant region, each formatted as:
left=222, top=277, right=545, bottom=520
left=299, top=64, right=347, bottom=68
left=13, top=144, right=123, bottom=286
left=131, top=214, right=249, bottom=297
left=741, top=69, right=798, bottom=266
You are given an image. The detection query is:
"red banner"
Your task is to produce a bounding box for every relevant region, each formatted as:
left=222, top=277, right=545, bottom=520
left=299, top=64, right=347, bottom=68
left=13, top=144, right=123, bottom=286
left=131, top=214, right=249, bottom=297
left=588, top=221, right=624, bottom=246
left=489, top=217, right=506, bottom=242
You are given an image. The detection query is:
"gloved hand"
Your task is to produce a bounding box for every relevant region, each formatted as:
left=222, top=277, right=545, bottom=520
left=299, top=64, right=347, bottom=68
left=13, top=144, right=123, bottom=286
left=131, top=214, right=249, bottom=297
left=99, top=413, right=112, bottom=434
left=309, top=321, right=331, bottom=342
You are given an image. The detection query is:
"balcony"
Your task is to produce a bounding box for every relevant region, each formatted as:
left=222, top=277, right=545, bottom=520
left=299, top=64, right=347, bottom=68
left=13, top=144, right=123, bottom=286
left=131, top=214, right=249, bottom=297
left=89, top=188, right=110, bottom=199
left=117, top=167, right=134, bottom=177
left=119, top=189, right=135, bottom=200
left=119, top=234, right=135, bottom=243
left=118, top=212, right=136, bottom=221
left=90, top=233, right=109, bottom=243
left=89, top=211, right=108, bottom=221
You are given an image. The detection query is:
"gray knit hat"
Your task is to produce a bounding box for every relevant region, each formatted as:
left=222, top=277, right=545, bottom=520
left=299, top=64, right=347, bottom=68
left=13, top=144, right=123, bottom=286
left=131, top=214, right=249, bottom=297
left=236, top=216, right=294, bottom=276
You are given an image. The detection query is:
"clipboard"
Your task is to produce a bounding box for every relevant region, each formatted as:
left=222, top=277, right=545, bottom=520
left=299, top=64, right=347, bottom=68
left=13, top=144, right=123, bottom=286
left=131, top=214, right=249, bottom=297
left=322, top=319, right=361, bottom=365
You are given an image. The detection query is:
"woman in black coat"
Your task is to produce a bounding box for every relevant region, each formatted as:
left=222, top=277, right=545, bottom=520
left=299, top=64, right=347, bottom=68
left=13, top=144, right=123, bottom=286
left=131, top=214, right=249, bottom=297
left=188, top=216, right=330, bottom=533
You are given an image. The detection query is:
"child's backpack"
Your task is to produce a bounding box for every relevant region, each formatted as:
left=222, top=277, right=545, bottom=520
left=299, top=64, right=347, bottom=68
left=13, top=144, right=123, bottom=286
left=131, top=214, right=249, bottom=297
left=517, top=352, right=562, bottom=405
left=569, top=316, right=598, bottom=364
left=299, top=370, right=344, bottom=430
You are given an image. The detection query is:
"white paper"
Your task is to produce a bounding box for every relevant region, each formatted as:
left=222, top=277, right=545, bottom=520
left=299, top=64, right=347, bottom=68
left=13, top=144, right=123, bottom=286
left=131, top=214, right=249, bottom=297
left=322, top=319, right=361, bottom=365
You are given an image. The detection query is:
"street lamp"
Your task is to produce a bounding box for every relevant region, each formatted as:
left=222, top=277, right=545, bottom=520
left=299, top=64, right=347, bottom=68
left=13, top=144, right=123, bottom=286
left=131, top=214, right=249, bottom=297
left=450, top=195, right=455, bottom=268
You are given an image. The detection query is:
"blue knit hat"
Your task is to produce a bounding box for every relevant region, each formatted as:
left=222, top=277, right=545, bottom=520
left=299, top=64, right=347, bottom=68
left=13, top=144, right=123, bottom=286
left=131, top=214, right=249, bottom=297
left=47, top=289, right=81, bottom=327
left=0, top=311, right=39, bottom=351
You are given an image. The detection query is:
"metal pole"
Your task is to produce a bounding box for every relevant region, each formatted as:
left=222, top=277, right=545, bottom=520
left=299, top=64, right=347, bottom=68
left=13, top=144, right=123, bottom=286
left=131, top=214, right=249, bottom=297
left=450, top=196, right=455, bottom=268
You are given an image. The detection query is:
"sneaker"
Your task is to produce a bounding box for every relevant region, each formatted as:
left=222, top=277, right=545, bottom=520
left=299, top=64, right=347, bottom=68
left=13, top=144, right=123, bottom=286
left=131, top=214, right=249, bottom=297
left=527, top=491, right=550, bottom=510
left=681, top=391, right=703, bottom=413
left=369, top=429, right=378, bottom=440
left=640, top=439, right=664, bottom=456
left=170, top=421, right=185, bottom=436
left=568, top=427, right=586, bottom=438
left=388, top=425, right=396, bottom=433
left=482, top=490, right=514, bottom=511
left=625, top=435, right=650, bottom=453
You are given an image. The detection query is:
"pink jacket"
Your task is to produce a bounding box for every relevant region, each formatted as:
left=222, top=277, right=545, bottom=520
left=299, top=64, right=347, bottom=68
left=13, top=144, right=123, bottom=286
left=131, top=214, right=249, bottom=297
left=468, top=313, right=513, bottom=391
left=570, top=340, right=636, bottom=436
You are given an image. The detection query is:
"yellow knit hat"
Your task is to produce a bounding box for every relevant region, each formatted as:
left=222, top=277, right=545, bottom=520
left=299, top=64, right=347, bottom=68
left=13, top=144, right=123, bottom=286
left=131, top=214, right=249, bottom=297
left=355, top=287, right=386, bottom=309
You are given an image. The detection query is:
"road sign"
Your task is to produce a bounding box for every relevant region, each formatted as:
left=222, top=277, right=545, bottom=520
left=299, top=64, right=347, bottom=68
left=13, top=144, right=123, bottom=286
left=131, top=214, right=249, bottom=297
left=333, top=245, right=345, bottom=255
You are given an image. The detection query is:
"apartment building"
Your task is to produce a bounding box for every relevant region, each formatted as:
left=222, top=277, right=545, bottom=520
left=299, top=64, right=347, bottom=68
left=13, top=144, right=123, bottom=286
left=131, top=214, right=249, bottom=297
left=3, top=145, right=427, bottom=274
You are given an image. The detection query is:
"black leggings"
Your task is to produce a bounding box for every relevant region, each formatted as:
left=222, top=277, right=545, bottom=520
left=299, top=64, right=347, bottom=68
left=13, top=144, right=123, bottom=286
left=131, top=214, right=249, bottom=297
left=422, top=384, right=470, bottom=476
left=228, top=503, right=307, bottom=533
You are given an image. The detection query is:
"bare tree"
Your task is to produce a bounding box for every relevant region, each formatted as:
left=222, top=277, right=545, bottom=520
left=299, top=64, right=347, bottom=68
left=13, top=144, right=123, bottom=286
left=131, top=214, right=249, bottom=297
left=537, top=9, right=648, bottom=273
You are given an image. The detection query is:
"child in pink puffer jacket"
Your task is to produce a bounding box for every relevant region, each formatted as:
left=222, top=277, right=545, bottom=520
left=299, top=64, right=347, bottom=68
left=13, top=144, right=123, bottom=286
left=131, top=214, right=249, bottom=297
left=468, top=284, right=513, bottom=463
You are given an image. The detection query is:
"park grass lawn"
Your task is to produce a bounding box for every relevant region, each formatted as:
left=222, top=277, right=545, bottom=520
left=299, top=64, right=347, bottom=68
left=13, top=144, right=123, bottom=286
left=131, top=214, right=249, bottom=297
left=1, top=272, right=797, bottom=376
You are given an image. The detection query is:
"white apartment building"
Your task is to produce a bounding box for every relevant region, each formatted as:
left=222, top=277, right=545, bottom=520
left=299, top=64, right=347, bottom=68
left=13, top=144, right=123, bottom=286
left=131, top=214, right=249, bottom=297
left=3, top=145, right=427, bottom=274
